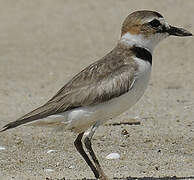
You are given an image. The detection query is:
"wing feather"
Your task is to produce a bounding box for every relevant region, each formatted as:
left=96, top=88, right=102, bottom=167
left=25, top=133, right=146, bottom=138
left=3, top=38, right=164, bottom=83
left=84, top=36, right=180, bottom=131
left=1, top=44, right=137, bottom=131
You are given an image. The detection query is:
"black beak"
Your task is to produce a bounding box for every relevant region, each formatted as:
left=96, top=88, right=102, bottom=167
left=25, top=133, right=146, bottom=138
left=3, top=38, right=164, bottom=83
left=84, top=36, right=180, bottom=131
left=167, top=25, right=192, bottom=36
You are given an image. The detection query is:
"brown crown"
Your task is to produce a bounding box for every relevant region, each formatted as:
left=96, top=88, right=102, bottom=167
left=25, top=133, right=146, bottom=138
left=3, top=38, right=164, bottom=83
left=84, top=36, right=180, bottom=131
left=121, top=10, right=163, bottom=36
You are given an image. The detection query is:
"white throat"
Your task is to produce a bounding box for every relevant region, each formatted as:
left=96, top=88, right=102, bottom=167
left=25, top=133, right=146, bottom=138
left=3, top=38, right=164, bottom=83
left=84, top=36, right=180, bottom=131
left=120, top=32, right=167, bottom=54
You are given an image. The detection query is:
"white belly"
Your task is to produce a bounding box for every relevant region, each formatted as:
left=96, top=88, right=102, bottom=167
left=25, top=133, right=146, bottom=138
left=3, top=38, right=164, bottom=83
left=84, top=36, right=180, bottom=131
left=28, top=58, right=151, bottom=133
left=64, top=57, right=151, bottom=133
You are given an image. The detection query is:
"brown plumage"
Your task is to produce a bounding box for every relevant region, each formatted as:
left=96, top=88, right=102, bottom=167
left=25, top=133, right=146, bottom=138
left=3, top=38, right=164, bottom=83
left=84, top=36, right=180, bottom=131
left=1, top=10, right=192, bottom=179
left=121, top=10, right=163, bottom=36
left=1, top=43, right=137, bottom=132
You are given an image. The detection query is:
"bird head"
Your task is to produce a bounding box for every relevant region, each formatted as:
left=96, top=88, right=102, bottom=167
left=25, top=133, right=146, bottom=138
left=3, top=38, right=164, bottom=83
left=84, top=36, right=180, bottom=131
left=120, top=10, right=192, bottom=53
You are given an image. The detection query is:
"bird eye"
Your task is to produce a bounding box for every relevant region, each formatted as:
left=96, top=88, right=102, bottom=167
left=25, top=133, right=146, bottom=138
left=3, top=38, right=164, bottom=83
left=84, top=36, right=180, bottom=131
left=149, top=19, right=161, bottom=28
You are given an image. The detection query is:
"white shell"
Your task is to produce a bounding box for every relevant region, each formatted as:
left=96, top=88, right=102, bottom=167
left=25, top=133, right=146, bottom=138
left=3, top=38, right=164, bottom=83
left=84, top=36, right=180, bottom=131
left=0, top=146, right=6, bottom=150
left=47, top=149, right=56, bottom=154
left=106, top=153, right=120, bottom=159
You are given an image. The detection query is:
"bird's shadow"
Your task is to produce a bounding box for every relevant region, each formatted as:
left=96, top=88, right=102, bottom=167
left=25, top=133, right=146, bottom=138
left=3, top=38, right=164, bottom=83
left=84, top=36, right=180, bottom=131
left=47, top=176, right=194, bottom=180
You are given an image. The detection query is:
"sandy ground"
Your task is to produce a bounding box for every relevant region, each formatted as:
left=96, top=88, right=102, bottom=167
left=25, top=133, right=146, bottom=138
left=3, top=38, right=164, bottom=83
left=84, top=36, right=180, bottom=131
left=0, top=0, right=194, bottom=179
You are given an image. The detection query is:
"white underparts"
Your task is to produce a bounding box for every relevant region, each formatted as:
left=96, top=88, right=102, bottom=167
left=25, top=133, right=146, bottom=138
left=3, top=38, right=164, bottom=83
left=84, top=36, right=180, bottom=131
left=27, top=57, right=151, bottom=133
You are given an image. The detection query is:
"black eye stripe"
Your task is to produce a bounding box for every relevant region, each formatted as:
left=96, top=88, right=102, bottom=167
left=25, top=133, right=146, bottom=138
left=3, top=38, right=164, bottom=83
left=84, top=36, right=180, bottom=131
left=149, top=19, right=161, bottom=27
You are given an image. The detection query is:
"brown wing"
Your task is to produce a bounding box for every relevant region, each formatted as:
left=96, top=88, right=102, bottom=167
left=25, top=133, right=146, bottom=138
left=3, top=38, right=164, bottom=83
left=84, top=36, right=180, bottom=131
left=1, top=44, right=137, bottom=131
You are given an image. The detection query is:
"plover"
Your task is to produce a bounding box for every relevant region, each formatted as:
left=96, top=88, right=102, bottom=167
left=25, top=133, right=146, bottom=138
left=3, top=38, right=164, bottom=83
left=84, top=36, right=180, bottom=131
left=1, top=10, right=192, bottom=179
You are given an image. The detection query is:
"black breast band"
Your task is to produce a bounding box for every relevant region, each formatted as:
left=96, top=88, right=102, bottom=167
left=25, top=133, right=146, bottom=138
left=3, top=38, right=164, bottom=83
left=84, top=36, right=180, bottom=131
left=131, top=46, right=152, bottom=65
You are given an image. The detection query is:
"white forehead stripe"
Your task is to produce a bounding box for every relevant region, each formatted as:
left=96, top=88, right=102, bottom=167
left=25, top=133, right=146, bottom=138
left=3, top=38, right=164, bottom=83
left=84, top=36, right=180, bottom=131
left=159, top=18, right=170, bottom=29
left=146, top=17, right=170, bottom=29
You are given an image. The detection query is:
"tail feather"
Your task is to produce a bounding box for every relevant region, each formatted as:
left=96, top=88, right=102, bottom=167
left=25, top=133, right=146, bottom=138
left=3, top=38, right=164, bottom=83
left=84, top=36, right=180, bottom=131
left=1, top=103, right=57, bottom=132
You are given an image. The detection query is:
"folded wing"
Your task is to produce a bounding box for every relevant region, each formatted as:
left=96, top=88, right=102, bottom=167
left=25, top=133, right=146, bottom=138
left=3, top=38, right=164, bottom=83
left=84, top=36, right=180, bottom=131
left=1, top=45, right=136, bottom=131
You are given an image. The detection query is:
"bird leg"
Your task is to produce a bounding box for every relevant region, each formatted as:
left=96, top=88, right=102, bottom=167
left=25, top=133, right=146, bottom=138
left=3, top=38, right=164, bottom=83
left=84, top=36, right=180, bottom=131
left=84, top=123, right=108, bottom=180
left=74, top=132, right=99, bottom=178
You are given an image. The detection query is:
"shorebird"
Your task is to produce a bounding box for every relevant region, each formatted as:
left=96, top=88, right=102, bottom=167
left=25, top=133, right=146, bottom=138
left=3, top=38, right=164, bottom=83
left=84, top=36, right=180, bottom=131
left=1, top=10, right=192, bottom=179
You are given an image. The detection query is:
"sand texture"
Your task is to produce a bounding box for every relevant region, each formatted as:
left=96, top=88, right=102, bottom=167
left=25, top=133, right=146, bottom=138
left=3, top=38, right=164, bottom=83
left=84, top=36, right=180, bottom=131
left=0, top=0, right=193, bottom=179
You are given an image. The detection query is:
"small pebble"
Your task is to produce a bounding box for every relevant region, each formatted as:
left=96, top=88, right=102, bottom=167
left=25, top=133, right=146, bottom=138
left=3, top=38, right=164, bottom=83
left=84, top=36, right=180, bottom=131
left=68, top=165, right=75, bottom=169
left=106, top=153, right=120, bottom=160
left=121, top=129, right=129, bottom=136
left=45, top=169, right=54, bottom=172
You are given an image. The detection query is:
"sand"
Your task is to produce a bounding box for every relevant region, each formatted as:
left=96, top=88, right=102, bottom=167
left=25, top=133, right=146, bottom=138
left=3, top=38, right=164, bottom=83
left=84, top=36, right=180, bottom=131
left=0, top=0, right=193, bottom=179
